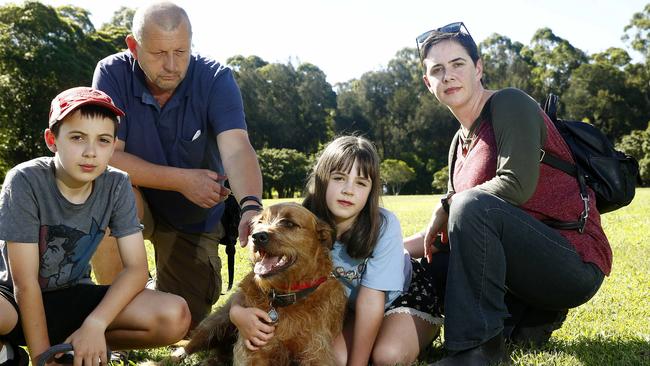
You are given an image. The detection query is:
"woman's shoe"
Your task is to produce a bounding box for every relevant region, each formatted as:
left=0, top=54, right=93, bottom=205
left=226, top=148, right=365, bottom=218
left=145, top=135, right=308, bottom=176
left=429, top=332, right=510, bottom=366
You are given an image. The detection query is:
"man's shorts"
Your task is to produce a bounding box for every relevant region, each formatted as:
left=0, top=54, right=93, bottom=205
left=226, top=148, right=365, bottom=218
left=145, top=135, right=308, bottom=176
left=141, top=197, right=224, bottom=324
left=0, top=284, right=109, bottom=345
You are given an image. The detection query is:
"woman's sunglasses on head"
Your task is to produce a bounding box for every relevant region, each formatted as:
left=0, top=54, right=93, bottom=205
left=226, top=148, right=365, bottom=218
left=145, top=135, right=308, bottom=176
left=415, top=22, right=473, bottom=62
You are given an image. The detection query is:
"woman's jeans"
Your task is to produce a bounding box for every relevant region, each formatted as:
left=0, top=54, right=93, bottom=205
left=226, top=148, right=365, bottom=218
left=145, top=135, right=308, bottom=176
left=444, top=190, right=604, bottom=351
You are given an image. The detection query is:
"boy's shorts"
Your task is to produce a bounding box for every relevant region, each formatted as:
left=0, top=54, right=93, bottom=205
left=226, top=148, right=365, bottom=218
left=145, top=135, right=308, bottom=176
left=141, top=196, right=224, bottom=323
left=0, top=284, right=109, bottom=345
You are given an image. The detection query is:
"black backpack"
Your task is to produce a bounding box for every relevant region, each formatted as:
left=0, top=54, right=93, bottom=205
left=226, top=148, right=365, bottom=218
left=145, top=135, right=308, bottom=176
left=541, top=94, right=640, bottom=232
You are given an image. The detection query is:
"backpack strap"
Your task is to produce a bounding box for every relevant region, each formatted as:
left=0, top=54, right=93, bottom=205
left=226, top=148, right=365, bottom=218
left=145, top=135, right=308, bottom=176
left=541, top=94, right=589, bottom=233
left=449, top=132, right=460, bottom=192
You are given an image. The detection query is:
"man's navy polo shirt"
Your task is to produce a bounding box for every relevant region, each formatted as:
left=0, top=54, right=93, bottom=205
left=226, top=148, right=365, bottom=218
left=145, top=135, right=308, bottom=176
left=92, top=51, right=247, bottom=233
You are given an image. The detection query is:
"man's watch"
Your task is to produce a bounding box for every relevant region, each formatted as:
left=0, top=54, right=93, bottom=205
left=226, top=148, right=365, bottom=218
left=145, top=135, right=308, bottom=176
left=441, top=192, right=454, bottom=214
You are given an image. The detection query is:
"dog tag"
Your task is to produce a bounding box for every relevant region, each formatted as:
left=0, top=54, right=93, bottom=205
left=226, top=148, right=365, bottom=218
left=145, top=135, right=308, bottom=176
left=267, top=307, right=279, bottom=324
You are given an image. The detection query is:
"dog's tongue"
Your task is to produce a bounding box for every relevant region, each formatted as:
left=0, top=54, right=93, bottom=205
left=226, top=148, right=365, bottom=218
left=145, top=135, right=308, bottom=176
left=254, top=255, right=281, bottom=275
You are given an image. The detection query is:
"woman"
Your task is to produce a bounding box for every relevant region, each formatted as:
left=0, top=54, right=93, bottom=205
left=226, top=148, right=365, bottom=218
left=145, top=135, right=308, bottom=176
left=415, top=22, right=611, bottom=365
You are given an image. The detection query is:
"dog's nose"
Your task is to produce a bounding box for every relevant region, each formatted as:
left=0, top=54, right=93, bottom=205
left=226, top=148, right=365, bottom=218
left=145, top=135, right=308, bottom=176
left=252, top=231, right=269, bottom=245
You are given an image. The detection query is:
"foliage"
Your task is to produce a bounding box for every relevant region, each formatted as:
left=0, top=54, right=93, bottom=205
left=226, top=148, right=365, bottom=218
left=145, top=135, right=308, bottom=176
left=562, top=49, right=646, bottom=138
left=521, top=27, right=588, bottom=101
left=103, top=6, right=134, bottom=31
left=380, top=159, right=415, bottom=195
left=623, top=4, right=650, bottom=60
left=480, top=33, right=532, bottom=91
left=257, top=148, right=310, bottom=198
left=431, top=166, right=449, bottom=194
left=617, top=122, right=650, bottom=185
left=227, top=57, right=336, bottom=154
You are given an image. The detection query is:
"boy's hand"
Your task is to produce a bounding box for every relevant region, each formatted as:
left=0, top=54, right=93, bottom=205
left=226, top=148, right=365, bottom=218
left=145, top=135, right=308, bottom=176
left=65, top=318, right=108, bottom=366
left=229, top=304, right=275, bottom=351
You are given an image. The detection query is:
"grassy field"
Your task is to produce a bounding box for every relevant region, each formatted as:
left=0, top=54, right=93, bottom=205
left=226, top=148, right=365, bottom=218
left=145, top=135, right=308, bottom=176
left=134, top=190, right=650, bottom=366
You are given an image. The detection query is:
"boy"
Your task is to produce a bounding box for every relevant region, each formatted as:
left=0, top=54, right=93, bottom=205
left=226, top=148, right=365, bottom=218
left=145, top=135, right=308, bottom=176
left=0, top=87, right=190, bottom=365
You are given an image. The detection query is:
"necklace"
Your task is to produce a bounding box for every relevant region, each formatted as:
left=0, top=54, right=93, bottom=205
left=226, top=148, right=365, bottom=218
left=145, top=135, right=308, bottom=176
left=460, top=132, right=475, bottom=155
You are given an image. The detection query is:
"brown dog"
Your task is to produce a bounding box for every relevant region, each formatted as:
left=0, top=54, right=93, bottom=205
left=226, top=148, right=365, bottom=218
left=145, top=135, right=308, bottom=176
left=184, top=202, right=346, bottom=365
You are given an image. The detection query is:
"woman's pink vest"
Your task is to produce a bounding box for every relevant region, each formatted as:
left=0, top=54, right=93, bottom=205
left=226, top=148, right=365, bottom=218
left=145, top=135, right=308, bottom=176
left=452, top=109, right=611, bottom=275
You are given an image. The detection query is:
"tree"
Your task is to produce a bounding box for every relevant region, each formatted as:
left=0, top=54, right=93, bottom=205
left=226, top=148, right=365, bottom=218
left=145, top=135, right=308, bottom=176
left=103, top=6, right=135, bottom=30
left=380, top=159, right=415, bottom=195
left=521, top=28, right=588, bottom=100
left=257, top=148, right=310, bottom=198
left=616, top=122, right=650, bottom=186
left=479, top=33, right=533, bottom=92
left=623, top=4, right=650, bottom=60
left=431, top=166, right=449, bottom=194
left=562, top=48, right=642, bottom=139
left=229, top=58, right=335, bottom=154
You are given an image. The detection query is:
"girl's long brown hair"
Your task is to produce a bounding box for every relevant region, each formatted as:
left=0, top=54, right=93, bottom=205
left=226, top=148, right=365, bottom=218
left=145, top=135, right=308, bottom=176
left=303, top=136, right=384, bottom=259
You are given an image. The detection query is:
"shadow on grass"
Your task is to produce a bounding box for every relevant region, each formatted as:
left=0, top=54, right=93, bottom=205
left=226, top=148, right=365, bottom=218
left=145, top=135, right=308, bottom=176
left=418, top=336, right=650, bottom=366
left=548, top=336, right=650, bottom=366
left=119, top=336, right=650, bottom=366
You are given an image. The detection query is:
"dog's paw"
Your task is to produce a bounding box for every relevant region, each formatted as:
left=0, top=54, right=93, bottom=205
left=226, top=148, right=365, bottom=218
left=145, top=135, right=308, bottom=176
left=169, top=347, right=188, bottom=362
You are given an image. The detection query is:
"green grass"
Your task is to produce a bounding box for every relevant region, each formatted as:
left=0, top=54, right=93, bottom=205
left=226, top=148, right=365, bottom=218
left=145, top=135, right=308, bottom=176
left=132, top=189, right=650, bottom=365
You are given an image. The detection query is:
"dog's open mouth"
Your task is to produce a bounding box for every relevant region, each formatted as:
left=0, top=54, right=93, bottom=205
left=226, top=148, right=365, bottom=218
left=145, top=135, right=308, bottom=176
left=253, top=247, right=295, bottom=277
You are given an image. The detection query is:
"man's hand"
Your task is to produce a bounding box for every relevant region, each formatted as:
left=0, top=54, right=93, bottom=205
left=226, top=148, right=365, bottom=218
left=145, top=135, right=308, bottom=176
left=178, top=169, right=230, bottom=208
left=238, top=209, right=259, bottom=247
left=64, top=317, right=108, bottom=366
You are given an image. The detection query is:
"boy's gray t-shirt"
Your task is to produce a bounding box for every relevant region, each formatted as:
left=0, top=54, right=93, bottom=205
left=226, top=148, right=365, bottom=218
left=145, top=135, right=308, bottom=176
left=0, top=157, right=141, bottom=292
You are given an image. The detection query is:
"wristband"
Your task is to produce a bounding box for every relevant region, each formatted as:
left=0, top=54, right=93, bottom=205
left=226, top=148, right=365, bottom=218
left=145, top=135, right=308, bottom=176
left=239, top=195, right=262, bottom=208
left=432, top=235, right=450, bottom=252
left=441, top=192, right=453, bottom=214
left=240, top=204, right=263, bottom=217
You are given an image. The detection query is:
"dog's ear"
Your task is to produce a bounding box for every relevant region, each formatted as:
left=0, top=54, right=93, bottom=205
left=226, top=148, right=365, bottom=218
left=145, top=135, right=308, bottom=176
left=316, top=218, right=336, bottom=249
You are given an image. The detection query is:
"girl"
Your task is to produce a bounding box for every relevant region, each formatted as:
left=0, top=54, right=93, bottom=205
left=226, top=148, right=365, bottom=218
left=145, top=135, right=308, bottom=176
left=303, top=135, right=442, bottom=366
left=230, top=136, right=443, bottom=365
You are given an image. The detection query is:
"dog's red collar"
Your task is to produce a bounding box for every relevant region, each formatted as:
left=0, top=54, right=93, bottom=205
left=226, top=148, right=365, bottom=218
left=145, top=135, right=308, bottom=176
left=285, top=276, right=328, bottom=292
left=270, top=276, right=329, bottom=307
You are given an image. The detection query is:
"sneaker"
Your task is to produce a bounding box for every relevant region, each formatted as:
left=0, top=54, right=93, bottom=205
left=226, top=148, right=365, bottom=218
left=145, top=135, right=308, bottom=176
left=0, top=344, right=28, bottom=366
left=110, top=350, right=129, bottom=365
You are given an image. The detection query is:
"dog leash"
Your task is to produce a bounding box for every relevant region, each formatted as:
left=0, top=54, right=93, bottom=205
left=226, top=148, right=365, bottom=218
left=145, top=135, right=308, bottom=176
left=37, top=344, right=112, bottom=366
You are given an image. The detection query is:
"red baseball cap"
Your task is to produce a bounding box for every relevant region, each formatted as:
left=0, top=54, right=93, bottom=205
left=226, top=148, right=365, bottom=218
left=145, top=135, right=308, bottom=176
left=49, top=87, right=125, bottom=128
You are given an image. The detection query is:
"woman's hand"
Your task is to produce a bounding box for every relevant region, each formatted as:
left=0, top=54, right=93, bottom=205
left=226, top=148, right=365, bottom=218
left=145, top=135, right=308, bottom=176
left=424, top=206, right=449, bottom=263
left=229, top=303, right=276, bottom=351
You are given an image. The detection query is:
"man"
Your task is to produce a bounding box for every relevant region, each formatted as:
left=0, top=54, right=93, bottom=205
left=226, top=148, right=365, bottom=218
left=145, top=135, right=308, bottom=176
left=91, top=1, right=263, bottom=328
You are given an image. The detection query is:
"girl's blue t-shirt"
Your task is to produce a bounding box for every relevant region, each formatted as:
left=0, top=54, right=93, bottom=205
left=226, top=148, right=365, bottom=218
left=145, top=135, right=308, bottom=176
left=331, top=208, right=412, bottom=310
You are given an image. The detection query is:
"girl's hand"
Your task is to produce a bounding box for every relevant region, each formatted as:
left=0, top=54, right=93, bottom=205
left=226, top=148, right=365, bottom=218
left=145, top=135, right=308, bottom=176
left=64, top=318, right=108, bottom=366
left=229, top=304, right=276, bottom=351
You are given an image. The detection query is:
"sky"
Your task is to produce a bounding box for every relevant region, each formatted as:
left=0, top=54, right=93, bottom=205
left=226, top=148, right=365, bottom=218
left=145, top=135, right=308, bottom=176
left=2, top=0, right=648, bottom=85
